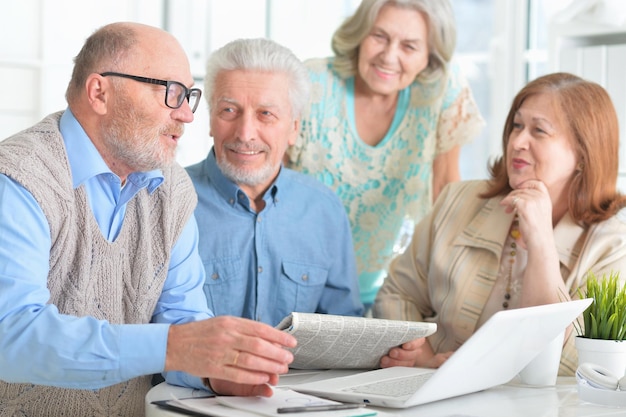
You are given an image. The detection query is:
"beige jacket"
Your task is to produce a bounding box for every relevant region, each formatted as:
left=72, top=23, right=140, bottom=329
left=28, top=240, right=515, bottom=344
left=374, top=180, right=626, bottom=375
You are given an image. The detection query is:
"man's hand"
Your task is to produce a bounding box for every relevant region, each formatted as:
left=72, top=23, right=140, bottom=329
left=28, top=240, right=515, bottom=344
left=208, top=378, right=278, bottom=397
left=165, top=316, right=297, bottom=395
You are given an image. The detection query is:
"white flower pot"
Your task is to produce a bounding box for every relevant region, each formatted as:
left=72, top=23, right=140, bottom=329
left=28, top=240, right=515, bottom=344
left=575, top=336, right=626, bottom=377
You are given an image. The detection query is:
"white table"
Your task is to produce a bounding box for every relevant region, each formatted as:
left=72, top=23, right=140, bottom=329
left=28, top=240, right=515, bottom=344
left=146, top=376, right=626, bottom=417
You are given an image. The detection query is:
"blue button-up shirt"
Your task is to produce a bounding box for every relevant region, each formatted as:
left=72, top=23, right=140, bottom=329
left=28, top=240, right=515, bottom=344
left=0, top=109, right=210, bottom=389
left=186, top=148, right=364, bottom=326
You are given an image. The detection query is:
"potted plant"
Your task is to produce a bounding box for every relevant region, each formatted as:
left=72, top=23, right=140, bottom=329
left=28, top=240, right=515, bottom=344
left=575, top=270, right=626, bottom=377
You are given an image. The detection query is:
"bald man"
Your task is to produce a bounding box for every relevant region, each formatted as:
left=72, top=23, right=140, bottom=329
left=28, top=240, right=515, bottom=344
left=0, top=22, right=295, bottom=417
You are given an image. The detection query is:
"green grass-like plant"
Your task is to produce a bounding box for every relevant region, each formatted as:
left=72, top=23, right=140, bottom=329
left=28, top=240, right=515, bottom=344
left=576, top=271, right=626, bottom=340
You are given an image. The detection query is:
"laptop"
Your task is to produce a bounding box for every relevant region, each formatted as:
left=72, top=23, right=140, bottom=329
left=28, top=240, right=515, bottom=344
left=289, top=298, right=592, bottom=408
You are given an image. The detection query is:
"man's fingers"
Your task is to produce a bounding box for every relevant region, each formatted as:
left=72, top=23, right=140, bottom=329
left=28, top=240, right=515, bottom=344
left=210, top=378, right=276, bottom=397
left=235, top=317, right=298, bottom=348
left=233, top=335, right=295, bottom=370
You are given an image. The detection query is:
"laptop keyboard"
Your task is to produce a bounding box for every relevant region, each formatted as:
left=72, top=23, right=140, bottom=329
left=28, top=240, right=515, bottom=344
left=341, top=372, right=434, bottom=398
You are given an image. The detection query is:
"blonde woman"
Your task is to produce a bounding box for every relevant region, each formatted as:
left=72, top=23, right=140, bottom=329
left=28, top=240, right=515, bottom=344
left=285, top=0, right=485, bottom=309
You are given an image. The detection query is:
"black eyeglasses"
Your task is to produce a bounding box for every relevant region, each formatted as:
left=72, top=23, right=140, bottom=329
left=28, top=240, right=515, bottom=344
left=100, top=72, right=202, bottom=113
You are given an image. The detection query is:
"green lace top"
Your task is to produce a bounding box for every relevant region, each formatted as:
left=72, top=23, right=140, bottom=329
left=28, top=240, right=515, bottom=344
left=285, top=57, right=485, bottom=304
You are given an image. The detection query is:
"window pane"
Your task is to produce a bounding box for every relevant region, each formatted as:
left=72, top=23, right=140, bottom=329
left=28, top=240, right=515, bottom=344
left=452, top=0, right=494, bottom=180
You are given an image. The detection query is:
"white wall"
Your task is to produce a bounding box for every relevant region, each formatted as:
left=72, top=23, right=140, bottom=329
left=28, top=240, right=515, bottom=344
left=549, top=3, right=626, bottom=190
left=0, top=0, right=163, bottom=147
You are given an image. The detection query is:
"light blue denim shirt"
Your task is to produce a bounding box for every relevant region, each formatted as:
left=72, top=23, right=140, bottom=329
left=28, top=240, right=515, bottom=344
left=0, top=109, right=210, bottom=390
left=186, top=148, right=364, bottom=326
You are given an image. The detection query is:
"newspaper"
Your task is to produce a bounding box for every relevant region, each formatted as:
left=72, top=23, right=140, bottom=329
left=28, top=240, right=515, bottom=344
left=275, top=313, right=437, bottom=370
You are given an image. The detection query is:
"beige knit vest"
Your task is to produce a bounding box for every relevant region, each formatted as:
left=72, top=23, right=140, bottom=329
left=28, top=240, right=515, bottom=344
left=0, top=112, right=197, bottom=417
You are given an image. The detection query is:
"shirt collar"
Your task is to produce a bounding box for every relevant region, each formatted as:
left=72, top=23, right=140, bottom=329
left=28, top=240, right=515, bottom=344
left=204, top=147, right=281, bottom=208
left=60, top=108, right=164, bottom=193
left=453, top=196, right=513, bottom=256
left=455, top=195, right=586, bottom=270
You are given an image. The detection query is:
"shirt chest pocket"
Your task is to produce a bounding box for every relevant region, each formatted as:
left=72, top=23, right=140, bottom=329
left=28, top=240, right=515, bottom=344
left=279, top=261, right=329, bottom=315
left=205, top=258, right=242, bottom=284
left=203, top=257, right=243, bottom=316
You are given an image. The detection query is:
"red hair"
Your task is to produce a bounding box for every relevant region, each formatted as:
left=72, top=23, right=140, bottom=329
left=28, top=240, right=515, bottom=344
left=481, top=72, right=626, bottom=225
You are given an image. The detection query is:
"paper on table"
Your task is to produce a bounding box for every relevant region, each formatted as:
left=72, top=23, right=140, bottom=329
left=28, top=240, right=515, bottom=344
left=166, top=396, right=255, bottom=417
left=215, top=388, right=377, bottom=417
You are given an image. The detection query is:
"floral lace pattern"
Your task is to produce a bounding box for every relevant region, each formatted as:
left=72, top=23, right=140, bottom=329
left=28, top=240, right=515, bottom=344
left=286, top=57, right=485, bottom=302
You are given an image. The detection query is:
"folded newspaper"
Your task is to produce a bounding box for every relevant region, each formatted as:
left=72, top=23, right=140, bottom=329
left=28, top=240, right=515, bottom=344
left=275, top=312, right=437, bottom=370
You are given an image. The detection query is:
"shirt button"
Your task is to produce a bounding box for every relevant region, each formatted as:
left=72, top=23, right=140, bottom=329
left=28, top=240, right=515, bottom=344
left=229, top=198, right=235, bottom=204
left=211, top=272, right=219, bottom=280
left=258, top=266, right=263, bottom=273
left=301, top=274, right=308, bottom=282
left=257, top=217, right=262, bottom=223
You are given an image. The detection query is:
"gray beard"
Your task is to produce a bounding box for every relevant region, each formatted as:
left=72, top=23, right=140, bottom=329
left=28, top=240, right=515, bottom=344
left=216, top=154, right=277, bottom=187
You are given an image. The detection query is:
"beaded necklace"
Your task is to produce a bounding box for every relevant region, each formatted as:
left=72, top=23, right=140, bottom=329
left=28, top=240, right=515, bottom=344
left=503, top=214, right=521, bottom=309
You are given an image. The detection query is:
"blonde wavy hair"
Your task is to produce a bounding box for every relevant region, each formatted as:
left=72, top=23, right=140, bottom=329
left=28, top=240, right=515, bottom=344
left=331, top=0, right=456, bottom=84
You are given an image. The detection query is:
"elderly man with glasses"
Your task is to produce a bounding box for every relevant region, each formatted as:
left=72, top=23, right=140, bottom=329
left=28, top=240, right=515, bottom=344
left=0, top=22, right=296, bottom=417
